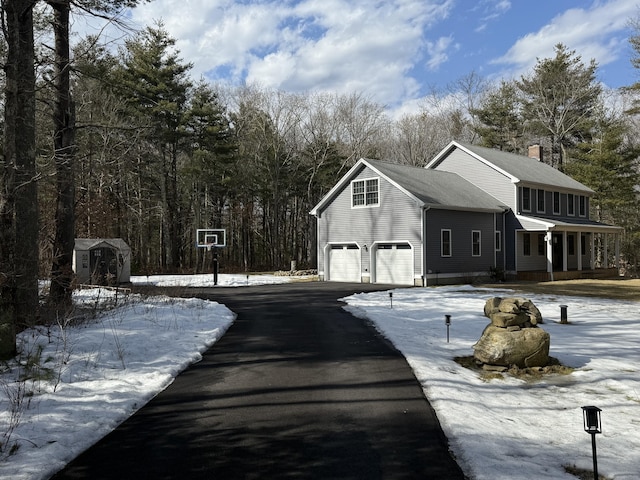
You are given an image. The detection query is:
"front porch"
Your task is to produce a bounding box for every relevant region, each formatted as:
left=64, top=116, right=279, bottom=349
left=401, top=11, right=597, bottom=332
left=516, top=267, right=619, bottom=282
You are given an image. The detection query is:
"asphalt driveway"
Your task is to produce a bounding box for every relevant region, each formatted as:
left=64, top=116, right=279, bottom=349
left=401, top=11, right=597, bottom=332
left=52, top=282, right=466, bottom=480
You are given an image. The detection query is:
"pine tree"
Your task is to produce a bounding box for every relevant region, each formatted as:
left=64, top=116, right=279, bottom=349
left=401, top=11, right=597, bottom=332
left=471, top=80, right=523, bottom=153
left=114, top=23, right=193, bottom=269
left=517, top=44, right=601, bottom=169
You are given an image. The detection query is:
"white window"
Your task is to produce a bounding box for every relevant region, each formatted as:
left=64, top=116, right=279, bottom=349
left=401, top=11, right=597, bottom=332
left=553, top=192, right=561, bottom=215
left=567, top=194, right=575, bottom=216
left=579, top=195, right=586, bottom=217
left=352, top=178, right=379, bottom=208
left=441, top=229, right=452, bottom=257
left=472, top=230, right=481, bottom=257
left=521, top=187, right=531, bottom=212
left=537, top=189, right=545, bottom=213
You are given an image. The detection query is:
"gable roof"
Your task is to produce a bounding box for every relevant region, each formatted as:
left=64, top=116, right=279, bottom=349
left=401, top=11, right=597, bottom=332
left=310, top=158, right=507, bottom=215
left=74, top=238, right=131, bottom=252
left=427, top=141, right=594, bottom=194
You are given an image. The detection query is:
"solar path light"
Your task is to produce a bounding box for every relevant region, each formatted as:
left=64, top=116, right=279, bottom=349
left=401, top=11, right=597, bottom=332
left=581, top=406, right=602, bottom=480
left=560, top=304, right=568, bottom=324
left=445, top=314, right=451, bottom=343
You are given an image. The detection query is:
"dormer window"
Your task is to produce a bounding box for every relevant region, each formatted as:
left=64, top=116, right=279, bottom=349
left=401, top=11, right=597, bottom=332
left=352, top=178, right=379, bottom=208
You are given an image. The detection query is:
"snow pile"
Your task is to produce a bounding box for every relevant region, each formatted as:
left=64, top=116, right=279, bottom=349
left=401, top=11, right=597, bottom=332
left=0, top=288, right=234, bottom=480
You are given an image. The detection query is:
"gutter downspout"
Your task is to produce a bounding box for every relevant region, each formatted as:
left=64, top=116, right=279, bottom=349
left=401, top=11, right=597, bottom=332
left=502, top=209, right=507, bottom=276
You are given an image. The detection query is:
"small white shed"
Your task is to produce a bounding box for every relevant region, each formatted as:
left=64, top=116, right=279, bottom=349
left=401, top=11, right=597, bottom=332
left=73, top=238, right=131, bottom=285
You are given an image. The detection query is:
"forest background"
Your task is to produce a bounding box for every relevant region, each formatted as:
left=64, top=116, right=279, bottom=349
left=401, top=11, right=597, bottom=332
left=1, top=2, right=640, bottom=357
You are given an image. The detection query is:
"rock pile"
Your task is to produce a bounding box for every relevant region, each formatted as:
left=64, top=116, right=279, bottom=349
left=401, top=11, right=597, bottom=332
left=473, top=297, right=550, bottom=369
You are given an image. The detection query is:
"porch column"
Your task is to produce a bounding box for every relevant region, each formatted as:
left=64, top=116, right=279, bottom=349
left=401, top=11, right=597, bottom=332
left=562, top=231, right=568, bottom=271
left=546, top=232, right=553, bottom=280
left=590, top=234, right=595, bottom=269
left=577, top=232, right=582, bottom=271
left=603, top=234, right=609, bottom=269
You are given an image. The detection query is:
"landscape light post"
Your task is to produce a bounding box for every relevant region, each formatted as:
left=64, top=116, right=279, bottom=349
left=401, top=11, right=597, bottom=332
left=582, top=406, right=602, bottom=480
left=445, top=315, right=451, bottom=343
left=389, top=292, right=393, bottom=309
left=560, top=304, right=568, bottom=324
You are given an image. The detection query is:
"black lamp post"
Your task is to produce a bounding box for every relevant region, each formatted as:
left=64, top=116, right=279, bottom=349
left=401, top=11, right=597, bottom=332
left=582, top=406, right=602, bottom=480
left=389, top=292, right=393, bottom=309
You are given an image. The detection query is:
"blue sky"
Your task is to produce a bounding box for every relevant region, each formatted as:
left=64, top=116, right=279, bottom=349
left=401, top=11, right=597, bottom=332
left=96, top=0, right=639, bottom=115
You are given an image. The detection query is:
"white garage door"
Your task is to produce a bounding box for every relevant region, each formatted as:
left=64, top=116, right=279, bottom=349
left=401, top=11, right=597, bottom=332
left=328, top=244, right=361, bottom=282
left=375, top=243, right=413, bottom=285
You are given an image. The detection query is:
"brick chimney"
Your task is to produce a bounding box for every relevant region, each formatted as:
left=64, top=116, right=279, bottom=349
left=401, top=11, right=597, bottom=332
left=528, top=144, right=543, bottom=162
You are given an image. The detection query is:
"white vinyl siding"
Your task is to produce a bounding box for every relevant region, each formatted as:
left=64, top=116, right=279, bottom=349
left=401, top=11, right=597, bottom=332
left=430, top=149, right=515, bottom=208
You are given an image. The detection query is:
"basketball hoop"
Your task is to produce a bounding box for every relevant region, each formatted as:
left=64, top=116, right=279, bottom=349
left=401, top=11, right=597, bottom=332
left=206, top=243, right=213, bottom=252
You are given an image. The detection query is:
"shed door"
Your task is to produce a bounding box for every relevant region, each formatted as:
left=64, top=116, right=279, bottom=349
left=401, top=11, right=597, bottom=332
left=375, top=243, right=413, bottom=285
left=328, top=244, right=360, bottom=282
left=90, top=247, right=117, bottom=285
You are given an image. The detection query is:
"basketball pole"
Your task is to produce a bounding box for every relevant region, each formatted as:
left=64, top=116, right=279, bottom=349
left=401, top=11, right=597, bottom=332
left=213, top=247, right=219, bottom=286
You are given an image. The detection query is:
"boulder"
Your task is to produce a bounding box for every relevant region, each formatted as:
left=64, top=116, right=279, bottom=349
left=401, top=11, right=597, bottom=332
left=484, top=297, right=543, bottom=326
left=473, top=324, right=550, bottom=368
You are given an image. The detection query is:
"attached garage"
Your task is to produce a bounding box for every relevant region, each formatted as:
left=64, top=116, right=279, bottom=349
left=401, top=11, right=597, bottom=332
left=328, top=244, right=361, bottom=282
left=374, top=243, right=413, bottom=285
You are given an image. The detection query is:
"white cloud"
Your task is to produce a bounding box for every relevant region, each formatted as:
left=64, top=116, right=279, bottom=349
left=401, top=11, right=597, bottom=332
left=121, top=0, right=454, bottom=106
left=491, top=0, right=637, bottom=80
left=425, top=36, right=455, bottom=71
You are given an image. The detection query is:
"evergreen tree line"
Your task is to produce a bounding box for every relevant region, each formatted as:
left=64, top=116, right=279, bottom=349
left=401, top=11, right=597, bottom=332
left=2, top=5, right=640, bottom=359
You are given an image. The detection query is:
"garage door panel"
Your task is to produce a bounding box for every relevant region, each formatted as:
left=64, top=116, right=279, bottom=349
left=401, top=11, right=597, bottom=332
left=329, top=245, right=360, bottom=282
left=375, top=243, right=413, bottom=284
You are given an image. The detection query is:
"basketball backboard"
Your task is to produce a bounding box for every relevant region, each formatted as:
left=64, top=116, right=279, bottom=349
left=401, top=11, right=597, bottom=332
left=196, top=229, right=226, bottom=248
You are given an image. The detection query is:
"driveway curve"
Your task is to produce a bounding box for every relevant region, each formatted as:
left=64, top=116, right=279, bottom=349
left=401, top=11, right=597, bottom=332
left=52, top=282, right=466, bottom=480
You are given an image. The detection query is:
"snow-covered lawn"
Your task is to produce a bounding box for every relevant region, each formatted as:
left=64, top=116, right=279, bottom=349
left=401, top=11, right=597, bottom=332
left=1, top=276, right=638, bottom=479
left=344, top=285, right=640, bottom=480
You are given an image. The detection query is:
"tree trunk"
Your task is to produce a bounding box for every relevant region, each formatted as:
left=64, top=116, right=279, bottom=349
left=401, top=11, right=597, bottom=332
left=48, top=0, right=76, bottom=308
left=1, top=0, right=38, bottom=358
